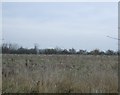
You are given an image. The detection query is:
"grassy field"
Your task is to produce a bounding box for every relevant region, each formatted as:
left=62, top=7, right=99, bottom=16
left=2, top=54, right=118, bottom=93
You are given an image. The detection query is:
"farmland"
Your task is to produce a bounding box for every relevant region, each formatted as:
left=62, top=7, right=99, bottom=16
left=2, top=54, right=118, bottom=93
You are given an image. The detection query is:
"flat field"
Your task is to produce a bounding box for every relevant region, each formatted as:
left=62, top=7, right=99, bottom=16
left=2, top=54, right=118, bottom=93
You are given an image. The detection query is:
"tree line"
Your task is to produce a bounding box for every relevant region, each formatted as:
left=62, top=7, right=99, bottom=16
left=1, top=43, right=119, bottom=55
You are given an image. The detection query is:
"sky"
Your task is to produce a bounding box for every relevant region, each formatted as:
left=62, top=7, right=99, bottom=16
left=2, top=2, right=118, bottom=51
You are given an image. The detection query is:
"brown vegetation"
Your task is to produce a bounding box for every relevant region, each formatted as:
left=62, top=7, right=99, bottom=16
left=2, top=54, right=118, bottom=93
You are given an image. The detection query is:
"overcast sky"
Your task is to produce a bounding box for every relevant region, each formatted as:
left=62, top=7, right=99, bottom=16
left=2, top=2, right=118, bottom=51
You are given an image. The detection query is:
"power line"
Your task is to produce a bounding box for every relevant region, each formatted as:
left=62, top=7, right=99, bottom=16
left=106, top=36, right=120, bottom=40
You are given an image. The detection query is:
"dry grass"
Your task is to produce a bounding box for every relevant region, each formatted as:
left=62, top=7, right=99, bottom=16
left=2, top=54, right=118, bottom=93
left=0, top=54, right=2, bottom=94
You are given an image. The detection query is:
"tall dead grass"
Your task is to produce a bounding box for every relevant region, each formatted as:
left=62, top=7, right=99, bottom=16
left=2, top=54, right=118, bottom=93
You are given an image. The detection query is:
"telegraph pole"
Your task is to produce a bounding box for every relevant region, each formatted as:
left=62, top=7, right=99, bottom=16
left=34, top=43, right=39, bottom=54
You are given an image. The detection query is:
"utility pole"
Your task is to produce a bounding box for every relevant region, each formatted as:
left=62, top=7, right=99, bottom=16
left=34, top=43, right=39, bottom=54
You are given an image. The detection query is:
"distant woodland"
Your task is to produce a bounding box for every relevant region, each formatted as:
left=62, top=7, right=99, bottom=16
left=1, top=43, right=119, bottom=55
